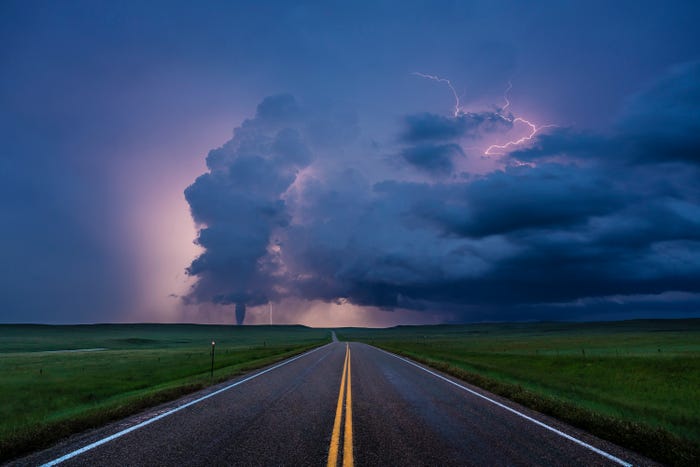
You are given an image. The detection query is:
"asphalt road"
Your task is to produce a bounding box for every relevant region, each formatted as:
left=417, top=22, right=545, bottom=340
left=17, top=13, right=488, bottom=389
left=13, top=341, right=657, bottom=467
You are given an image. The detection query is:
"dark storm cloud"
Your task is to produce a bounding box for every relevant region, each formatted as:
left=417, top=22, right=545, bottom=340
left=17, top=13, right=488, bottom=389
left=186, top=65, right=700, bottom=321
left=401, top=112, right=511, bottom=143
left=400, top=143, right=463, bottom=175
left=413, top=164, right=627, bottom=237
left=507, top=128, right=611, bottom=163
left=619, top=61, right=700, bottom=164
left=397, top=110, right=510, bottom=176
left=511, top=61, right=700, bottom=166
left=291, top=168, right=697, bottom=311
left=184, top=94, right=313, bottom=322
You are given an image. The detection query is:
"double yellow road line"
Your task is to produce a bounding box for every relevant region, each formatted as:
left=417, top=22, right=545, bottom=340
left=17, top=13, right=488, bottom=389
left=327, top=343, right=353, bottom=467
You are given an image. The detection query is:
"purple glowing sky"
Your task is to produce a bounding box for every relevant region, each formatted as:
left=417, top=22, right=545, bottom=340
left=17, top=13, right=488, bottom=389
left=2, top=1, right=700, bottom=325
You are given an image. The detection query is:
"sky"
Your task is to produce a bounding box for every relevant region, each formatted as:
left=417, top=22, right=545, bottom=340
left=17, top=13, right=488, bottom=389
left=2, top=0, right=700, bottom=326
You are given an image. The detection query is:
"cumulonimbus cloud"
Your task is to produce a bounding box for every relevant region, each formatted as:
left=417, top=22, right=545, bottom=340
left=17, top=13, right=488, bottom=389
left=184, top=62, right=700, bottom=322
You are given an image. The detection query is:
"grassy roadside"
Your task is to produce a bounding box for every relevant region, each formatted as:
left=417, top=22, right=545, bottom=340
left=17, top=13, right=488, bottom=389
left=338, top=319, right=700, bottom=466
left=0, top=324, right=330, bottom=462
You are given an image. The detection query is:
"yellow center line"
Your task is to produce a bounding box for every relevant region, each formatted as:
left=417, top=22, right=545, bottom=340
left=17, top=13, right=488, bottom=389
left=343, top=346, right=353, bottom=467
left=327, top=344, right=349, bottom=467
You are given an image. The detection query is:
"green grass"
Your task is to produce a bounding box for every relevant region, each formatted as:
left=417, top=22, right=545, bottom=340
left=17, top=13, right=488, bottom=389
left=0, top=324, right=330, bottom=461
left=338, top=319, right=700, bottom=466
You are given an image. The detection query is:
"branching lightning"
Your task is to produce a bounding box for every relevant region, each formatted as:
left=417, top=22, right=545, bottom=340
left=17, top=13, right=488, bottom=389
left=485, top=117, right=554, bottom=155
left=413, top=73, right=553, bottom=155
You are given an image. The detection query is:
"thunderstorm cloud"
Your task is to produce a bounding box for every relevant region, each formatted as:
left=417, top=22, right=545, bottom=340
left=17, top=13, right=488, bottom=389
left=184, top=62, right=700, bottom=323
left=4, top=1, right=700, bottom=324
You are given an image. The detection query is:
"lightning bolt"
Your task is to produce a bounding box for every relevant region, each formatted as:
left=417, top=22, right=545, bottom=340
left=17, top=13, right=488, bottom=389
left=411, top=72, right=463, bottom=117
left=485, top=81, right=555, bottom=155
left=485, top=117, right=555, bottom=156
left=413, top=73, right=553, bottom=155
left=501, top=81, right=512, bottom=112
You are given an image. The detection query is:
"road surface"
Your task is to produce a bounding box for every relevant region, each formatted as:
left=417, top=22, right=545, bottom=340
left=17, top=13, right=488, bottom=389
left=12, top=341, right=657, bottom=466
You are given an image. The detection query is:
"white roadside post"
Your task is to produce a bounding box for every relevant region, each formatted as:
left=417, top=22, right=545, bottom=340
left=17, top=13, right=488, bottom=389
left=210, top=340, right=216, bottom=380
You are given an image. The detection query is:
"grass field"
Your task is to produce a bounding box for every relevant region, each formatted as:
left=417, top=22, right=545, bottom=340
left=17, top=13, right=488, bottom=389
left=0, top=324, right=330, bottom=461
left=3, top=320, right=698, bottom=465
left=338, top=319, right=700, bottom=466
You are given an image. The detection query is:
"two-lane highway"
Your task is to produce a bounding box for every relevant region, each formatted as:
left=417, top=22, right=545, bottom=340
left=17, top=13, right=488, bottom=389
left=13, top=341, right=657, bottom=466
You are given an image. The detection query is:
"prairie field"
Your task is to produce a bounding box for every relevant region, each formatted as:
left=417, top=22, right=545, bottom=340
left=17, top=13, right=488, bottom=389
left=339, top=319, right=700, bottom=465
left=2, top=320, right=698, bottom=465
left=0, top=324, right=330, bottom=461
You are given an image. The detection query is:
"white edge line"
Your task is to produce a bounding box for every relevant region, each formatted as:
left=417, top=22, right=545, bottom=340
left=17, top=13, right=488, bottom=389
left=378, top=348, right=633, bottom=467
left=40, top=344, right=330, bottom=467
